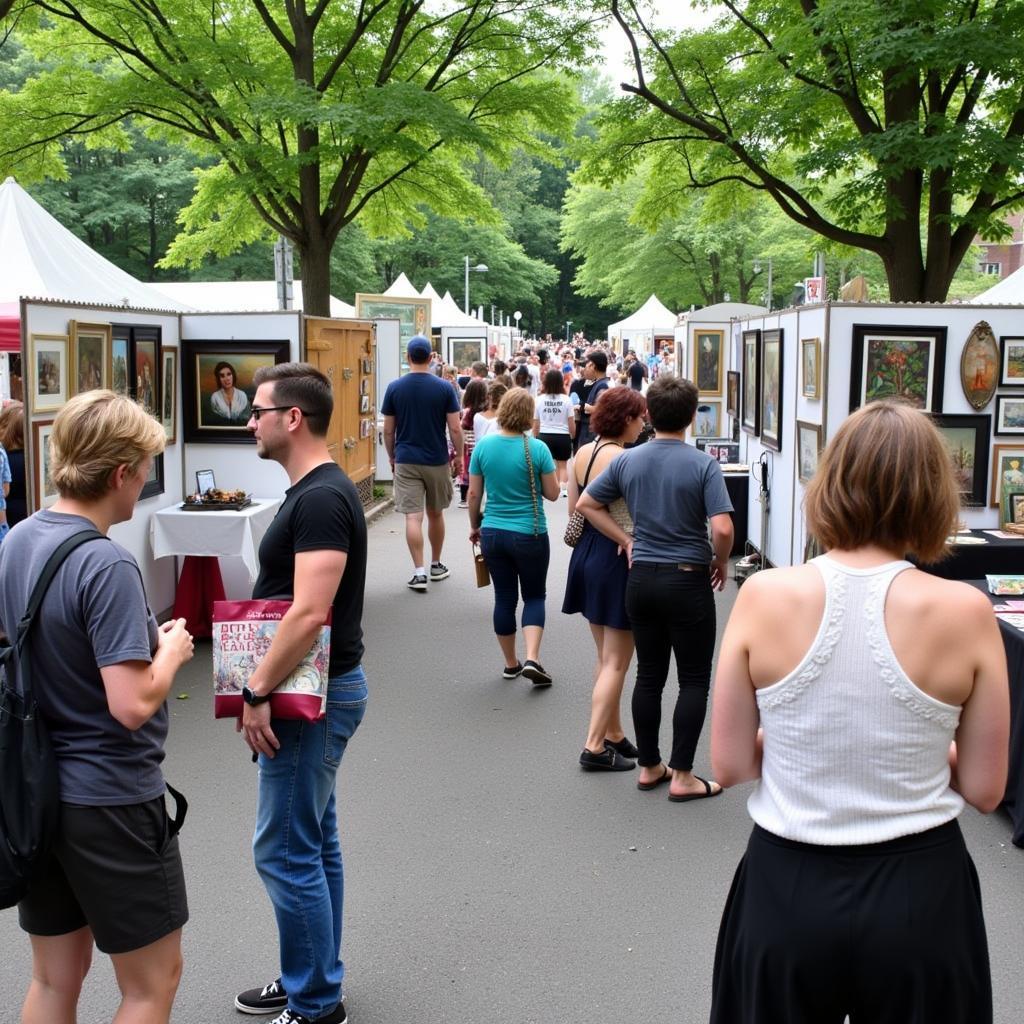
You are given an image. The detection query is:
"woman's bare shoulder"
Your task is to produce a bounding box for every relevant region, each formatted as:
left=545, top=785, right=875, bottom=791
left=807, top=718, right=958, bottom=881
left=892, top=569, right=995, bottom=622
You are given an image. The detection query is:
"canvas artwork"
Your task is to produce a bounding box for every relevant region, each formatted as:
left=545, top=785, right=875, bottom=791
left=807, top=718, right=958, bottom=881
left=355, top=295, right=431, bottom=372
left=162, top=347, right=178, bottom=444
left=450, top=339, right=485, bottom=369
left=760, top=329, right=784, bottom=452
left=133, top=338, right=159, bottom=418
left=999, top=337, right=1024, bottom=388
left=996, top=395, right=1024, bottom=436
left=741, top=329, right=761, bottom=436
left=31, top=419, right=57, bottom=510
left=801, top=338, right=820, bottom=399
left=797, top=420, right=822, bottom=483
left=850, top=324, right=946, bottom=412
left=932, top=414, right=990, bottom=507
left=1012, top=494, right=1024, bottom=525
left=726, top=370, right=740, bottom=418
left=110, top=336, right=130, bottom=396
left=30, top=334, right=68, bottom=413
left=70, top=321, right=111, bottom=396
left=694, top=330, right=724, bottom=395
left=991, top=445, right=1024, bottom=522
left=960, top=322, right=999, bottom=410
left=693, top=402, right=721, bottom=438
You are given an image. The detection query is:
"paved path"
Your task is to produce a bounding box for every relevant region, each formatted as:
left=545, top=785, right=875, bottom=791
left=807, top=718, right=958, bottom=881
left=3, top=498, right=1024, bottom=1024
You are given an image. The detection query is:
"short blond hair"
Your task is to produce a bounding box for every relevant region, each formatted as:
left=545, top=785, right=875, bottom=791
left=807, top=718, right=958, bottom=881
left=49, top=390, right=166, bottom=500
left=804, top=401, right=959, bottom=563
left=496, top=387, right=535, bottom=434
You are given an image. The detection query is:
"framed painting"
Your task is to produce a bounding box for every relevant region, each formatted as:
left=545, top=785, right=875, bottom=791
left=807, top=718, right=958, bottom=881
left=70, top=321, right=111, bottom=396
left=693, top=329, right=724, bottom=395
left=760, top=329, right=784, bottom=452
left=109, top=331, right=130, bottom=396
left=741, top=329, right=761, bottom=436
left=693, top=401, right=722, bottom=438
left=448, top=337, right=486, bottom=369
left=999, top=337, right=1024, bottom=388
left=801, top=338, right=821, bottom=399
left=31, top=419, right=58, bottom=510
left=29, top=334, right=69, bottom=414
left=960, top=321, right=998, bottom=410
left=990, top=444, right=1024, bottom=523
left=140, top=453, right=164, bottom=501
left=161, top=346, right=178, bottom=444
left=1011, top=493, right=1024, bottom=526
left=130, top=327, right=161, bottom=421
left=931, top=414, right=990, bottom=508
left=355, top=294, right=431, bottom=374
left=850, top=324, right=946, bottom=412
left=796, top=420, right=823, bottom=484
left=995, top=394, right=1024, bottom=436
left=726, top=370, right=740, bottom=418
left=182, top=340, right=289, bottom=443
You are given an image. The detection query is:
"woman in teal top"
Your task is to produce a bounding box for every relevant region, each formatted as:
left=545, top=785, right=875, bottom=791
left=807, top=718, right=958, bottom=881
left=469, top=388, right=559, bottom=685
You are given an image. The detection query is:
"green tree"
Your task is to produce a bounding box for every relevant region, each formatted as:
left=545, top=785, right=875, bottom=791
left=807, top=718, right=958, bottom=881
left=0, top=0, right=594, bottom=314
left=596, top=0, right=1024, bottom=302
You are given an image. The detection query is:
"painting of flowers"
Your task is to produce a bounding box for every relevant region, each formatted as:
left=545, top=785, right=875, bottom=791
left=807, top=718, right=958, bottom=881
left=850, top=325, right=946, bottom=413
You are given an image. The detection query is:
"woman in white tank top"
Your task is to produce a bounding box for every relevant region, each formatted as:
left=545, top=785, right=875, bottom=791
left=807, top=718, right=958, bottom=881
left=708, top=401, right=1009, bottom=1024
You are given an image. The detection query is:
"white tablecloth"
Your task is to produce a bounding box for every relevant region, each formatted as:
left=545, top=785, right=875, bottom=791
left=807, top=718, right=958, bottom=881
left=150, top=499, right=281, bottom=582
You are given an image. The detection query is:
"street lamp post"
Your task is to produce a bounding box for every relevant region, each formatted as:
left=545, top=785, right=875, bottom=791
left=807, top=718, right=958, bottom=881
left=464, top=256, right=488, bottom=314
left=565, top=319, right=573, bottom=344
left=753, top=257, right=773, bottom=311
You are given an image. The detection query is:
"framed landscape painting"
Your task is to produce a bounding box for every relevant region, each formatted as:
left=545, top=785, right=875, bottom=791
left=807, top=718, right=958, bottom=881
left=1000, top=337, right=1024, bottom=387
left=932, top=413, right=990, bottom=508
left=760, top=329, right=783, bottom=452
left=996, top=394, right=1024, bottom=436
left=850, top=324, right=946, bottom=412
left=693, top=329, right=724, bottom=395
left=741, top=329, right=761, bottom=436
left=29, top=334, right=68, bottom=414
left=70, top=321, right=111, bottom=396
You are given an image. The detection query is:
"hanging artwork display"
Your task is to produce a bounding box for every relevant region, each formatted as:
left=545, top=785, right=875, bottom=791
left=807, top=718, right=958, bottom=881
left=693, top=329, right=724, bottom=395
left=741, top=329, right=761, bottom=436
left=959, top=321, right=998, bottom=410
left=995, top=395, right=1024, bottom=436
left=726, top=370, right=740, bottom=418
left=162, top=347, right=178, bottom=444
left=760, top=329, right=783, bottom=452
left=31, top=419, right=57, bottom=511
left=850, top=324, right=946, bottom=412
left=69, top=321, right=111, bottom=396
left=990, top=444, right=1024, bottom=523
left=801, top=338, right=821, bottom=399
left=932, top=413, right=990, bottom=508
left=999, top=336, right=1024, bottom=387
left=29, top=334, right=69, bottom=414
left=693, top=401, right=721, bottom=438
left=796, top=420, right=823, bottom=483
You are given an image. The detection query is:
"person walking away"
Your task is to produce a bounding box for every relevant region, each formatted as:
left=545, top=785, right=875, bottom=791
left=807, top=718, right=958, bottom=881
left=626, top=351, right=647, bottom=391
left=0, top=400, right=26, bottom=527
left=576, top=350, right=610, bottom=447
left=577, top=374, right=733, bottom=801
left=382, top=335, right=463, bottom=592
left=533, top=368, right=576, bottom=496
left=0, top=437, right=9, bottom=543
left=234, top=363, right=368, bottom=1024
left=708, top=400, right=1009, bottom=1023
left=563, top=386, right=647, bottom=771
left=0, top=390, right=194, bottom=1024
left=458, top=379, right=488, bottom=508
left=474, top=381, right=507, bottom=443
left=468, top=388, right=559, bottom=685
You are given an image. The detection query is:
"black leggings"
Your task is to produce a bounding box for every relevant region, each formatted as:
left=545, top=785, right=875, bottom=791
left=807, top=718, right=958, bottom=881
left=711, top=821, right=991, bottom=1024
left=624, top=562, right=716, bottom=770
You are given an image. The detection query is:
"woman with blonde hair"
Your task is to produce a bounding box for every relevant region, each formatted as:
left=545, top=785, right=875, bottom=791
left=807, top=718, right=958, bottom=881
left=709, top=400, right=1008, bottom=1023
left=0, top=390, right=195, bottom=1024
left=469, top=388, right=559, bottom=684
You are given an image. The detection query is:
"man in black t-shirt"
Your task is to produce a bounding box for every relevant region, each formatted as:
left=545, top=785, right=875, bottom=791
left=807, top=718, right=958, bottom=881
left=577, top=349, right=610, bottom=447
left=234, top=363, right=366, bottom=1024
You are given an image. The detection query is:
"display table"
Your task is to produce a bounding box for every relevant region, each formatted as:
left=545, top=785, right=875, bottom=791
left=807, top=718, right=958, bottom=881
left=967, top=580, right=1024, bottom=848
left=150, top=499, right=280, bottom=637
left=917, top=530, right=1024, bottom=580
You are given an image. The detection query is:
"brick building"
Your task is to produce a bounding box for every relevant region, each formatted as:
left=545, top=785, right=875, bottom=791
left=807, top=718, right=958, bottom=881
left=976, top=211, right=1023, bottom=280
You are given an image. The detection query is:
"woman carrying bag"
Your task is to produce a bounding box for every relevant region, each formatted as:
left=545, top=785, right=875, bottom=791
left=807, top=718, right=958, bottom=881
left=468, top=388, right=559, bottom=685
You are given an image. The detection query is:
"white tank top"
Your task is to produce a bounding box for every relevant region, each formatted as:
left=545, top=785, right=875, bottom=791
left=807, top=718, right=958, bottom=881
left=747, top=555, right=964, bottom=845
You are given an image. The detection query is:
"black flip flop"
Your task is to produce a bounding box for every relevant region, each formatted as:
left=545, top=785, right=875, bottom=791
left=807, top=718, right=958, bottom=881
left=636, top=766, right=671, bottom=791
left=668, top=775, right=722, bottom=802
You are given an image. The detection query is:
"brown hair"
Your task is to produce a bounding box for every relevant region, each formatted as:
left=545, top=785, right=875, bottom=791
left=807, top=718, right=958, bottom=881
left=541, top=368, right=565, bottom=396
left=804, top=401, right=960, bottom=563
left=590, top=387, right=646, bottom=438
left=496, top=388, right=535, bottom=434
left=0, top=400, right=24, bottom=450
left=486, top=381, right=508, bottom=410
left=645, top=374, right=697, bottom=432
left=252, top=362, right=333, bottom=436
left=49, top=391, right=165, bottom=500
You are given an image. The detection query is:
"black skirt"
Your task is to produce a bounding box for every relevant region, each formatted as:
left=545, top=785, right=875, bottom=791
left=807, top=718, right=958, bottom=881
left=538, top=432, right=572, bottom=461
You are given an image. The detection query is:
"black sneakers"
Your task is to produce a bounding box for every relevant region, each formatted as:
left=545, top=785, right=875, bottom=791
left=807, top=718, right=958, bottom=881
left=605, top=736, right=639, bottom=759
left=580, top=745, right=636, bottom=771
left=429, top=561, right=450, bottom=581
left=267, top=1005, right=347, bottom=1024
left=235, top=978, right=288, bottom=1015
left=407, top=572, right=428, bottom=592
left=521, top=660, right=552, bottom=687
left=502, top=662, right=524, bottom=679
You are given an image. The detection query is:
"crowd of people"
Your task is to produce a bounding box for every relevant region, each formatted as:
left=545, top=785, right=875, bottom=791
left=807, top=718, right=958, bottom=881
left=0, top=333, right=1012, bottom=1024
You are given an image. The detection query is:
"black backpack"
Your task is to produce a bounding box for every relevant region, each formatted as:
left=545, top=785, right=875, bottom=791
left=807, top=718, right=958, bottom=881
left=0, top=529, right=105, bottom=910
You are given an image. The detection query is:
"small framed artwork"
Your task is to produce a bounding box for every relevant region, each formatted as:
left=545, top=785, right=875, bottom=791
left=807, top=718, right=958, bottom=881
left=960, top=321, right=998, bottom=410
left=359, top=377, right=368, bottom=396
left=131, top=328, right=161, bottom=420
left=760, top=329, right=784, bottom=452
left=991, top=444, right=1024, bottom=522
left=362, top=358, right=372, bottom=375
left=161, top=346, right=178, bottom=444
left=359, top=394, right=370, bottom=413
left=796, top=420, right=823, bottom=483
left=31, top=419, right=58, bottom=510
left=801, top=338, right=821, bottom=399
left=999, top=337, right=1024, bottom=388
left=850, top=324, right=946, bottom=412
left=110, top=331, right=130, bottom=396
left=359, top=418, right=371, bottom=439
left=1010, top=493, right=1024, bottom=526
left=726, top=370, right=740, bottom=418
left=693, top=329, right=724, bottom=395
left=29, top=334, right=69, bottom=413
left=181, top=340, right=289, bottom=443
left=196, top=469, right=216, bottom=493
left=741, top=329, right=761, bottom=436
left=932, top=413, right=991, bottom=508
left=693, top=402, right=721, bottom=438
left=70, top=321, right=111, bottom=395
left=140, top=453, right=164, bottom=501
left=995, top=394, right=1024, bottom=435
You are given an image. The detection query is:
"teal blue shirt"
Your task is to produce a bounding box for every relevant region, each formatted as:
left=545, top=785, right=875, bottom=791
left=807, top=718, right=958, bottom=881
left=470, top=433, right=555, bottom=535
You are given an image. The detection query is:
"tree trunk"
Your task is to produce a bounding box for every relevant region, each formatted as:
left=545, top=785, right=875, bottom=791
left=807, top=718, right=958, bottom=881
left=299, top=233, right=333, bottom=317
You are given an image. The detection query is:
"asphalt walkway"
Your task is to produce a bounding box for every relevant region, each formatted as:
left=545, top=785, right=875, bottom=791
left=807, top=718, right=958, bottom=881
left=2, top=498, right=1023, bottom=1023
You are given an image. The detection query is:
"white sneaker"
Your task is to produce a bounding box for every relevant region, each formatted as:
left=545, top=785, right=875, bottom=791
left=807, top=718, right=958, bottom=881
left=560, top=487, right=568, bottom=497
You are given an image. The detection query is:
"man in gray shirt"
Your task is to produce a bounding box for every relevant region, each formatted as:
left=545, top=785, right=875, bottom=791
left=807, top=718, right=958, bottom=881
left=578, top=374, right=733, bottom=803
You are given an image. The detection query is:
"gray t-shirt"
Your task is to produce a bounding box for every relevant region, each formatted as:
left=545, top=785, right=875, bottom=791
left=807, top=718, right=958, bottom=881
left=586, top=439, right=733, bottom=564
left=0, top=511, right=162, bottom=805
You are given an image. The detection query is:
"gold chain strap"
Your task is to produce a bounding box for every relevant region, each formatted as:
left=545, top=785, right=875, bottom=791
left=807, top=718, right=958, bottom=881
left=523, top=435, right=540, bottom=536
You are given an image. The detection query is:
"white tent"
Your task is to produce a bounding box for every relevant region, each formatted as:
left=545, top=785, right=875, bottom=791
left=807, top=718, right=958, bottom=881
left=420, top=283, right=488, bottom=329
left=382, top=272, right=418, bottom=297
left=0, top=176, right=187, bottom=311
left=607, top=294, right=679, bottom=348
left=152, top=280, right=356, bottom=317
left=971, top=266, right=1024, bottom=304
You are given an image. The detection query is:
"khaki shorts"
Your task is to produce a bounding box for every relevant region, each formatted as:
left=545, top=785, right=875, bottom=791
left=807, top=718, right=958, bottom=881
left=394, top=462, right=454, bottom=513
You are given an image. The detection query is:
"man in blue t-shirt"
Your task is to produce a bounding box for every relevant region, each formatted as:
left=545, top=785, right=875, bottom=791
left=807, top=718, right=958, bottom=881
left=381, top=335, right=463, bottom=591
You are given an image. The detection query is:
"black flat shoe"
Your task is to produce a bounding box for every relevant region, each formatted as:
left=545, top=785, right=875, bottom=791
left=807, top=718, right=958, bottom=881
left=522, top=660, right=552, bottom=687
left=605, top=736, right=639, bottom=759
left=502, top=662, right=523, bottom=679
left=580, top=746, right=635, bottom=772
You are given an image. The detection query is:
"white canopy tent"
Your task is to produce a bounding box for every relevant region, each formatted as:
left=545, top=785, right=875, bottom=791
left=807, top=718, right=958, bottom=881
left=420, top=282, right=488, bottom=329
left=971, top=265, right=1024, bottom=304
left=152, top=280, right=356, bottom=317
left=382, top=272, right=418, bottom=297
left=607, top=294, right=679, bottom=350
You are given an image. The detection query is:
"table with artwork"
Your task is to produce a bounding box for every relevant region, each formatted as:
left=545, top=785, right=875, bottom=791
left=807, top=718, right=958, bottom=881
left=967, top=580, right=1024, bottom=848
left=915, top=531, right=1024, bottom=581
left=150, top=499, right=280, bottom=637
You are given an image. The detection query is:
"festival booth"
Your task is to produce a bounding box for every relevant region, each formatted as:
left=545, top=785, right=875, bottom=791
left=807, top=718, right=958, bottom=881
left=606, top=294, right=678, bottom=355
left=152, top=280, right=357, bottom=317
left=420, top=282, right=490, bottom=368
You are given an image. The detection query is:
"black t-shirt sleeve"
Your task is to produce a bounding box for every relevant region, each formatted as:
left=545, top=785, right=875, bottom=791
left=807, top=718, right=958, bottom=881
left=291, top=486, right=355, bottom=554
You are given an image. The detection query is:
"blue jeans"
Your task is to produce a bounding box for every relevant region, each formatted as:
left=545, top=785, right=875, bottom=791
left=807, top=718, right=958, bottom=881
left=254, top=667, right=368, bottom=1019
left=480, top=527, right=549, bottom=636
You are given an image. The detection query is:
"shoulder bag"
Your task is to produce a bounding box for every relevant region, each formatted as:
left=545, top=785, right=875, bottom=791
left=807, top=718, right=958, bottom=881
left=0, top=529, right=105, bottom=909
left=563, top=441, right=618, bottom=548
left=523, top=435, right=540, bottom=537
